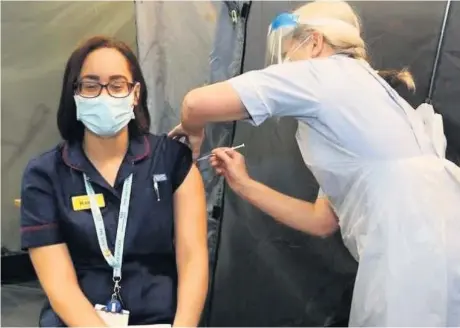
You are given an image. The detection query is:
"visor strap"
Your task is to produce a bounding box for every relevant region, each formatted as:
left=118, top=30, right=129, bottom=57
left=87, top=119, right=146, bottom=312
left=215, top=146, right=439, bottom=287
left=299, top=18, right=360, bottom=36
left=285, top=35, right=312, bottom=62
left=277, top=32, right=283, bottom=64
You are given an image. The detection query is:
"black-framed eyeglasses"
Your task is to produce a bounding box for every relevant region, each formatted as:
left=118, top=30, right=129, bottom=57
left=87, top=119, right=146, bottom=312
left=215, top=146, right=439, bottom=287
left=74, top=80, right=136, bottom=99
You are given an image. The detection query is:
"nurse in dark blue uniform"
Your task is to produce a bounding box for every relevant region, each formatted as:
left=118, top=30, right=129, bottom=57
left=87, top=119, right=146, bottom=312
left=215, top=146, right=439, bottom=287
left=20, top=36, right=209, bottom=327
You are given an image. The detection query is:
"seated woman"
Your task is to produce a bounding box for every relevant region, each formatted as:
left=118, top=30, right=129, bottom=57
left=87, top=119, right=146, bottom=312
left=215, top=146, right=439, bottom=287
left=20, top=36, right=208, bottom=327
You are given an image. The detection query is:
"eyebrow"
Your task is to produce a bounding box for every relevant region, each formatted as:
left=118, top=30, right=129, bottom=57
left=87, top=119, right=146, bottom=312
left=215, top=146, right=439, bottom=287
left=80, top=74, right=129, bottom=81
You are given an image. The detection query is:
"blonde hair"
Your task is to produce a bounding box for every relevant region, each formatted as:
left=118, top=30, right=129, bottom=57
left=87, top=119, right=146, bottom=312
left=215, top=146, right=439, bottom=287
left=293, top=1, right=415, bottom=91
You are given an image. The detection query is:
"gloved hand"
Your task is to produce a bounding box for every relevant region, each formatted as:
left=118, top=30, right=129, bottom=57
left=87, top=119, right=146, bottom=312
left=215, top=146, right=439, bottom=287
left=168, top=124, right=205, bottom=161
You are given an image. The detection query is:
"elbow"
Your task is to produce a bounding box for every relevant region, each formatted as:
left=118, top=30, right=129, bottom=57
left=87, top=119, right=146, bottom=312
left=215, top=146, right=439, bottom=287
left=177, top=246, right=209, bottom=281
left=46, top=283, right=82, bottom=313
left=190, top=251, right=209, bottom=279
left=177, top=251, right=209, bottom=296
left=47, top=282, right=80, bottom=303
left=181, top=89, right=202, bottom=125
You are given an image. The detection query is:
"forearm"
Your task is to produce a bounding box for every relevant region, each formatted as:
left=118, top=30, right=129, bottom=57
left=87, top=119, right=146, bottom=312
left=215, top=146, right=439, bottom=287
left=29, top=245, right=107, bottom=327
left=236, top=179, right=334, bottom=236
left=48, top=285, right=107, bottom=327
left=174, top=257, right=209, bottom=327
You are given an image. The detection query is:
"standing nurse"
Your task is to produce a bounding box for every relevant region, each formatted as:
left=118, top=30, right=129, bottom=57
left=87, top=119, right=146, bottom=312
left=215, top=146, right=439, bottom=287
left=169, top=1, right=460, bottom=326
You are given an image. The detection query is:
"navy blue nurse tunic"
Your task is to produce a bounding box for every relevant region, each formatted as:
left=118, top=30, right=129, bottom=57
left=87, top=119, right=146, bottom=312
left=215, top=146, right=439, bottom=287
left=20, top=134, right=193, bottom=327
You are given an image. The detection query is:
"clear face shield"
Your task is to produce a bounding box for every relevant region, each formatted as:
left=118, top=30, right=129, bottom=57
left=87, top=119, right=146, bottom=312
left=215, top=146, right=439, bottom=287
left=265, top=13, right=361, bottom=67
left=265, top=13, right=302, bottom=66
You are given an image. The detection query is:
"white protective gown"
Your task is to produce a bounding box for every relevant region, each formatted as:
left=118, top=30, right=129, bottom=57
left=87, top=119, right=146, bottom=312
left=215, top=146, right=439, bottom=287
left=228, top=54, right=460, bottom=327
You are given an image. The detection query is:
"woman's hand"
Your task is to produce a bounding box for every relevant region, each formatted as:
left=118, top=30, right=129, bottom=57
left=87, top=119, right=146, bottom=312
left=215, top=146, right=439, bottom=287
left=314, top=197, right=339, bottom=226
left=168, top=124, right=205, bottom=161
left=209, top=147, right=251, bottom=193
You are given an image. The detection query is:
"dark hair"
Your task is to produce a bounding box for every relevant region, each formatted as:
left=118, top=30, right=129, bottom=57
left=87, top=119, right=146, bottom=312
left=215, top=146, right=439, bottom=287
left=57, top=36, right=150, bottom=143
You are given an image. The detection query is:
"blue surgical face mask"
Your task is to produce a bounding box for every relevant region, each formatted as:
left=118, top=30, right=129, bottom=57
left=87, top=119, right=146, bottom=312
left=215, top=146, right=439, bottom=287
left=74, top=94, right=135, bottom=137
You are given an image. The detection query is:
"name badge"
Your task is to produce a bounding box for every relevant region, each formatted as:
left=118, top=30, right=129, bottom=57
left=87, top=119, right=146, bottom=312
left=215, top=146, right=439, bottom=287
left=72, top=194, right=105, bottom=211
left=95, top=304, right=129, bottom=327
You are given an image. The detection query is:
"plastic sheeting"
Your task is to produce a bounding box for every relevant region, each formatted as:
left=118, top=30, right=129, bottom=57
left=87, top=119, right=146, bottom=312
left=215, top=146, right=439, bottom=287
left=208, top=1, right=459, bottom=326
left=135, top=1, right=218, bottom=134
left=135, top=4, right=249, bottom=317
left=1, top=1, right=138, bottom=251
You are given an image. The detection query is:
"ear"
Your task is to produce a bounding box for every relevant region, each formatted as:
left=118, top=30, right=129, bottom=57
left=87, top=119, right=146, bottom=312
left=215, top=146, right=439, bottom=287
left=311, top=32, right=325, bottom=58
left=133, top=83, right=141, bottom=107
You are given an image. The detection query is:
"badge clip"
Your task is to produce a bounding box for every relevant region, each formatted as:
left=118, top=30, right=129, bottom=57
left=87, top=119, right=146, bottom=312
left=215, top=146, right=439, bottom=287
left=106, top=277, right=124, bottom=312
left=152, top=174, right=167, bottom=202
left=153, top=180, right=160, bottom=201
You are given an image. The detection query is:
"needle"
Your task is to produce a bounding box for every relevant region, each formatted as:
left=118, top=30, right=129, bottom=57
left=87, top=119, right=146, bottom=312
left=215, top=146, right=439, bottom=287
left=196, top=143, right=245, bottom=162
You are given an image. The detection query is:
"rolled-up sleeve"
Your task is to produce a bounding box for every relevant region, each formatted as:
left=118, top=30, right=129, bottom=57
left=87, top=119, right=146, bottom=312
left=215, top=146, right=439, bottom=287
left=168, top=140, right=193, bottom=192
left=227, top=61, right=323, bottom=126
left=20, top=158, right=63, bottom=249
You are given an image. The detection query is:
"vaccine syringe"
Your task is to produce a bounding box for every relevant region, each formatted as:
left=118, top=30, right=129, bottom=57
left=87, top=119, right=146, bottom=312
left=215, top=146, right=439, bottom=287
left=196, top=143, right=245, bottom=162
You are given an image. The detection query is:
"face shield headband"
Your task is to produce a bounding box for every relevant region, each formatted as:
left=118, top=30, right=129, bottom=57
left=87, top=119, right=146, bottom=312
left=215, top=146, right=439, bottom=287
left=265, top=12, right=360, bottom=66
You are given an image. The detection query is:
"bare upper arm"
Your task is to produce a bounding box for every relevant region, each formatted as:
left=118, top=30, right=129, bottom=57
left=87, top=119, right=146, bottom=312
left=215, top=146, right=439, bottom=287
left=183, top=62, right=323, bottom=128
left=29, top=243, right=79, bottom=296
left=183, top=81, right=249, bottom=124
left=173, top=164, right=208, bottom=259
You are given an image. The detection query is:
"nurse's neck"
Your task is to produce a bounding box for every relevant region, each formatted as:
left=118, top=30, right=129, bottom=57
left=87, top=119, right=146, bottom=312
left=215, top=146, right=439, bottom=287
left=83, top=128, right=129, bottom=163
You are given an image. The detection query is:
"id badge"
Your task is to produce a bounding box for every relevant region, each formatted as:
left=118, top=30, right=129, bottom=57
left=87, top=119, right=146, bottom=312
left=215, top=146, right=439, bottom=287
left=95, top=304, right=130, bottom=327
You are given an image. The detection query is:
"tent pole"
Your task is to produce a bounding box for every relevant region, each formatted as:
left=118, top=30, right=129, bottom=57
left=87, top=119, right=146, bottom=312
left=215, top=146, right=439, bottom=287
left=426, top=0, right=452, bottom=104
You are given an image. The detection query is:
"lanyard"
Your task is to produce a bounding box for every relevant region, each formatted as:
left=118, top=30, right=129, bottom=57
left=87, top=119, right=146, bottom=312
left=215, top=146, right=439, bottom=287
left=83, top=173, right=133, bottom=281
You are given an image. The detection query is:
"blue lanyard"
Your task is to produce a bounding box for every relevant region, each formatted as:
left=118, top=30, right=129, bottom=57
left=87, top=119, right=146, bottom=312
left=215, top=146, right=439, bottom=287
left=83, top=173, right=133, bottom=280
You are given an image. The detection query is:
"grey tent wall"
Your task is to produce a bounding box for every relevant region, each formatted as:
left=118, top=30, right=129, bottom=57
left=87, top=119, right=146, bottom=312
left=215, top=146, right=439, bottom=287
left=200, top=2, right=251, bottom=325
left=208, top=1, right=456, bottom=327
left=134, top=0, right=249, bottom=324
left=430, top=1, right=460, bottom=163
left=134, top=1, right=218, bottom=134
left=134, top=0, right=222, bottom=277
left=196, top=1, right=251, bottom=272
left=354, top=0, right=460, bottom=163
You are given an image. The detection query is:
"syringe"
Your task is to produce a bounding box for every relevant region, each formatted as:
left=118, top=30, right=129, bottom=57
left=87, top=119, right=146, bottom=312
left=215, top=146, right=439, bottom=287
left=196, top=143, right=245, bottom=162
